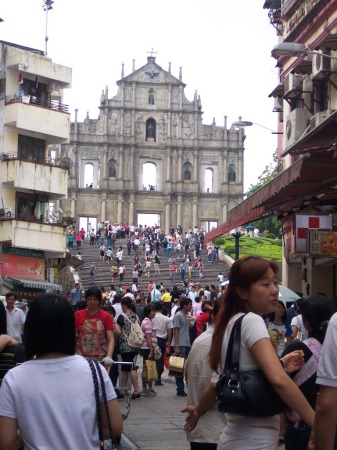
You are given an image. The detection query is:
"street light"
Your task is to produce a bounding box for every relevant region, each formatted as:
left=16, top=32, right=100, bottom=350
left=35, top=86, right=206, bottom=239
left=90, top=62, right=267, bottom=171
left=42, top=0, right=54, bottom=56
left=271, top=42, right=337, bottom=61
left=231, top=231, right=242, bottom=261
left=232, top=119, right=282, bottom=135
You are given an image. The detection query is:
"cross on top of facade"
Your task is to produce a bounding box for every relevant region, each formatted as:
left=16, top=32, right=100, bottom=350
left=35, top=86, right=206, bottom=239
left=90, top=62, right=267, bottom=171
left=146, top=48, right=157, bottom=57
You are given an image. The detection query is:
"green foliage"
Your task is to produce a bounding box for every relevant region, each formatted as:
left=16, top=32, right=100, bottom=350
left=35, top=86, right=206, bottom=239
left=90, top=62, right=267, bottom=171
left=221, top=236, right=282, bottom=263
left=214, top=238, right=225, bottom=245
left=265, top=233, right=276, bottom=239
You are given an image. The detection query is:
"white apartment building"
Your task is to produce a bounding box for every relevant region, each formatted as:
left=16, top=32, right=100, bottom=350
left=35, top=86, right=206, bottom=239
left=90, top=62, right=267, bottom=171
left=0, top=41, right=72, bottom=299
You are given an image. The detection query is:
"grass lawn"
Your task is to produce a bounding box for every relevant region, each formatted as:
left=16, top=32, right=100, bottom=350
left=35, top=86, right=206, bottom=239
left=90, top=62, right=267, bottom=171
left=215, top=236, right=282, bottom=263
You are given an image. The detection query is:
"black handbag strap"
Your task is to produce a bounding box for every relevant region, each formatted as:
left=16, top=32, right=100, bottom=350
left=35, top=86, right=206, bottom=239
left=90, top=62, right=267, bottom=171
left=223, top=314, right=245, bottom=376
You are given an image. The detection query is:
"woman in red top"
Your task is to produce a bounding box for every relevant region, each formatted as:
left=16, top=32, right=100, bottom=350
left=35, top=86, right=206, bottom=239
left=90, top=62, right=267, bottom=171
left=75, top=287, right=114, bottom=372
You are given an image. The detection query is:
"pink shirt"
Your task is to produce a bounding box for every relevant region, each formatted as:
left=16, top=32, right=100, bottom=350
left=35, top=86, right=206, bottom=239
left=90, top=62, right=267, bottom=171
left=141, top=317, right=157, bottom=350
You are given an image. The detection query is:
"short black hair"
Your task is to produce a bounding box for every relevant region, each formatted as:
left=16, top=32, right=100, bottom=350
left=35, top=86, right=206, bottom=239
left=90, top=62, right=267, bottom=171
left=152, top=301, right=163, bottom=311
left=5, top=292, right=17, bottom=300
left=121, top=296, right=133, bottom=309
left=24, top=294, right=76, bottom=360
left=180, top=297, right=192, bottom=309
left=144, top=304, right=154, bottom=318
left=85, top=286, right=102, bottom=302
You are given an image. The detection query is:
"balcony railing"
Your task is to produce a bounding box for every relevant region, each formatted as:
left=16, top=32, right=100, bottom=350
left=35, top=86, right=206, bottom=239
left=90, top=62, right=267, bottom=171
left=0, top=212, right=67, bottom=227
left=1, top=152, right=71, bottom=170
left=5, top=93, right=69, bottom=113
left=282, top=0, right=298, bottom=15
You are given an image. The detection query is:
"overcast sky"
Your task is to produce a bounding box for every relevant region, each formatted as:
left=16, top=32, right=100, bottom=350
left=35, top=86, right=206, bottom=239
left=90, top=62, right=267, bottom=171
left=1, top=0, right=280, bottom=191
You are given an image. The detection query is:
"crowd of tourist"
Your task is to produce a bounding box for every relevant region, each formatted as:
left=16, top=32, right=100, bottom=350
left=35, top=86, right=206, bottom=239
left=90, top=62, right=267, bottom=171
left=1, top=244, right=337, bottom=449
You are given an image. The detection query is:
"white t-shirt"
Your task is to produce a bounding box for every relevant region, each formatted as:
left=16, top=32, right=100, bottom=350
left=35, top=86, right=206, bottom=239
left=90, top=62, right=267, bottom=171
left=0, top=355, right=116, bottom=450
left=317, top=312, right=337, bottom=388
left=185, top=327, right=226, bottom=444
left=212, top=313, right=280, bottom=430
left=6, top=308, right=25, bottom=343
left=152, top=313, right=173, bottom=339
left=291, top=314, right=308, bottom=339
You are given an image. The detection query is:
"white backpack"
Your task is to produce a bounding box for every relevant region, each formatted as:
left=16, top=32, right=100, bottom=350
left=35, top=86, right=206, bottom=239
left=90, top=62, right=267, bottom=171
left=122, top=314, right=144, bottom=348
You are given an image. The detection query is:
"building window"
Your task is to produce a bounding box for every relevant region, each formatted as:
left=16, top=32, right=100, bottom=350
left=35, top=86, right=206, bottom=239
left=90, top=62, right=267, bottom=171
left=84, top=163, right=94, bottom=188
left=205, top=168, right=213, bottom=192
left=148, top=89, right=154, bottom=105
left=143, top=162, right=156, bottom=190
left=18, top=135, right=45, bottom=162
left=146, top=118, right=156, bottom=141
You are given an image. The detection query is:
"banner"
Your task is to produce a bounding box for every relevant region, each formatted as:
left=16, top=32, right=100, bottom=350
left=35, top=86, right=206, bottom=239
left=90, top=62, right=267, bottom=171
left=308, top=231, right=337, bottom=257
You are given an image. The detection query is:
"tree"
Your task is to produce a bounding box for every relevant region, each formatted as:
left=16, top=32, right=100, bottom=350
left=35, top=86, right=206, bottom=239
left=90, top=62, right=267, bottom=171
left=245, top=150, right=282, bottom=238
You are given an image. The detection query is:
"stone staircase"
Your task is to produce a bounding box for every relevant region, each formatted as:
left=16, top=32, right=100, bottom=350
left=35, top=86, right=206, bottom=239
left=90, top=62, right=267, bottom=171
left=70, top=237, right=230, bottom=292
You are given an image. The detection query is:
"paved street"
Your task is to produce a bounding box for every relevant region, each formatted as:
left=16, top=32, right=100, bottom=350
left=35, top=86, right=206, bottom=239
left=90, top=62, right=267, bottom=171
left=116, top=359, right=189, bottom=450
left=116, top=356, right=285, bottom=450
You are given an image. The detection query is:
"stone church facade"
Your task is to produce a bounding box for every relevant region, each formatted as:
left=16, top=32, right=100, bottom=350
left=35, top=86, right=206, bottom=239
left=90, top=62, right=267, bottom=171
left=60, top=56, right=245, bottom=232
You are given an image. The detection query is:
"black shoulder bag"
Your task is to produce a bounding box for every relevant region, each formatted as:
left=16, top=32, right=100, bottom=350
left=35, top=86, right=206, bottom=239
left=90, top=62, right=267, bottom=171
left=87, top=358, right=117, bottom=450
left=216, top=314, right=285, bottom=417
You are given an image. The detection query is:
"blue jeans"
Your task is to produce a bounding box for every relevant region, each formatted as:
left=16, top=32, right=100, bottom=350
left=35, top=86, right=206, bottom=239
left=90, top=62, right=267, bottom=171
left=172, top=346, right=190, bottom=393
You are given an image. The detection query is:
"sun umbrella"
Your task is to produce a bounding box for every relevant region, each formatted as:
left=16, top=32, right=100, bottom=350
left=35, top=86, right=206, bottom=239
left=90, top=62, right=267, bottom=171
left=245, top=225, right=254, bottom=231
left=221, top=280, right=229, bottom=286
left=278, top=285, right=301, bottom=303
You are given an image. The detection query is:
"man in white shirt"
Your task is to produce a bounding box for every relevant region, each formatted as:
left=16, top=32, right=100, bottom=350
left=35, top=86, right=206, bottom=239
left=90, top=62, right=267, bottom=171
left=152, top=301, right=173, bottom=386
left=188, top=285, right=197, bottom=304
left=151, top=285, right=162, bottom=302
left=5, top=292, right=25, bottom=344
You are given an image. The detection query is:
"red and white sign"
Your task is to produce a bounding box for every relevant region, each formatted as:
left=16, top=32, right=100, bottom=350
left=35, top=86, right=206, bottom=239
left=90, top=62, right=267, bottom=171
left=295, top=214, right=332, bottom=253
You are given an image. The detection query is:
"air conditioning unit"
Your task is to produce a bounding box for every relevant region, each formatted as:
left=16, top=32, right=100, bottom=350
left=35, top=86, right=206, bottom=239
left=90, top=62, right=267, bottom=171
left=273, top=97, right=283, bottom=112
left=312, top=51, right=331, bottom=80
left=284, top=73, right=303, bottom=97
left=309, top=111, right=328, bottom=130
left=284, top=108, right=308, bottom=148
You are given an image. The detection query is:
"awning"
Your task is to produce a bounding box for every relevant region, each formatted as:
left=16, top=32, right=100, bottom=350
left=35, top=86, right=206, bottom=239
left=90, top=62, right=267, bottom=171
left=205, top=149, right=337, bottom=244
left=284, top=110, right=337, bottom=156
left=4, top=277, right=62, bottom=291
left=268, top=84, right=284, bottom=98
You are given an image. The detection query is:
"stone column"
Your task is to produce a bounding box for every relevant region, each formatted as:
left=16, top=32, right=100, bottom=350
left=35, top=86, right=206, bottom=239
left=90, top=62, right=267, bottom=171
left=193, top=150, right=198, bottom=181
left=192, top=201, right=198, bottom=227
left=177, top=149, right=183, bottom=181
left=177, top=195, right=182, bottom=227
left=117, top=194, right=123, bottom=223
left=132, top=83, right=136, bottom=107
left=118, top=147, right=123, bottom=178
left=120, top=111, right=124, bottom=135
left=131, top=111, right=135, bottom=136
left=70, top=196, right=76, bottom=217
left=223, top=154, right=227, bottom=183
left=165, top=200, right=170, bottom=234
left=222, top=203, right=228, bottom=223
left=129, top=194, right=135, bottom=224
left=238, top=154, right=243, bottom=184
left=130, top=147, right=135, bottom=186
left=101, top=198, right=107, bottom=222
left=166, top=151, right=171, bottom=180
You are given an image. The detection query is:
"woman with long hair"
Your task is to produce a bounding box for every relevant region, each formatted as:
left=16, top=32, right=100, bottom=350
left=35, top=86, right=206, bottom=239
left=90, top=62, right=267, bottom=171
left=0, top=301, right=19, bottom=386
left=184, top=256, right=314, bottom=450
left=0, top=294, right=122, bottom=449
left=281, top=294, right=333, bottom=450
left=266, top=299, right=292, bottom=356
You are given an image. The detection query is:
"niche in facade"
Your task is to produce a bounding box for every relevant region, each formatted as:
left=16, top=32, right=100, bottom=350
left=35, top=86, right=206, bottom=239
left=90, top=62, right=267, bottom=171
left=146, top=118, right=156, bottom=141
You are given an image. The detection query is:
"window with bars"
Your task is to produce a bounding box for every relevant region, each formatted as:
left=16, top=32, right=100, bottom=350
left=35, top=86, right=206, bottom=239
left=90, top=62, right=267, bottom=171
left=18, top=135, right=45, bottom=162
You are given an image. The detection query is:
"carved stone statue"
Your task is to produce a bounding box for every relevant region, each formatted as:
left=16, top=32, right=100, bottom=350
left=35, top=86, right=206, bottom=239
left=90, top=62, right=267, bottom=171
left=147, top=122, right=154, bottom=138
left=228, top=165, right=236, bottom=182
left=109, top=164, right=116, bottom=177
left=183, top=168, right=191, bottom=181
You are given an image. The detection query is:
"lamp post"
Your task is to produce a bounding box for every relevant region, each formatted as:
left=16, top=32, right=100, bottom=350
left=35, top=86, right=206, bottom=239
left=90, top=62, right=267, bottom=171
left=42, top=0, right=54, bottom=56
left=231, top=231, right=242, bottom=261
left=232, top=119, right=282, bottom=135
left=271, top=42, right=337, bottom=61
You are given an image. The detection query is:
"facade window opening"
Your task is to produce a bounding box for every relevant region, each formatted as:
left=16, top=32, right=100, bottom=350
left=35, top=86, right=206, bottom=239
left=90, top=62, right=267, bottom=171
left=205, top=168, right=213, bottom=193
left=108, top=159, right=117, bottom=177
left=146, top=118, right=156, bottom=141
left=148, top=89, right=154, bottom=105
left=143, top=162, right=157, bottom=190
left=84, top=163, right=94, bottom=188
